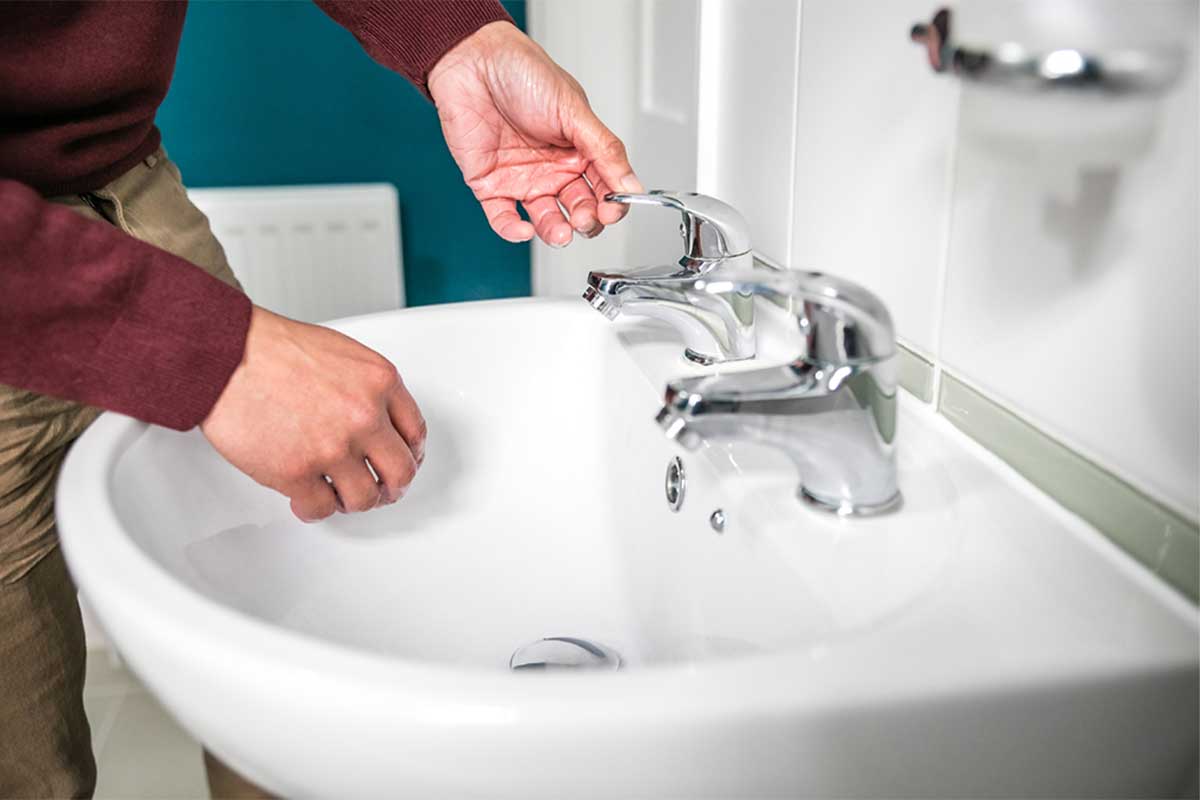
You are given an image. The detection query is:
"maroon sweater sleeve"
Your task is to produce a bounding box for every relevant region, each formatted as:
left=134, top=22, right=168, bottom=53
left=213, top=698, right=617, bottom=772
left=314, top=0, right=513, bottom=97
left=0, top=179, right=252, bottom=430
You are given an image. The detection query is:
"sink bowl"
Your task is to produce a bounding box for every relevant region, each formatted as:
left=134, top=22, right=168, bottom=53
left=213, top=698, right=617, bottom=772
left=57, top=298, right=1198, bottom=798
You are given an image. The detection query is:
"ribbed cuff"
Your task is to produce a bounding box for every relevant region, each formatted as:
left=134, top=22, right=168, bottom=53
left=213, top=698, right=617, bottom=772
left=317, top=1, right=513, bottom=98
left=78, top=261, right=253, bottom=431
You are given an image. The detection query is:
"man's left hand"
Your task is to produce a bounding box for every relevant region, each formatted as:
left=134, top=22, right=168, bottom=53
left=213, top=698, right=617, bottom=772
left=429, top=21, right=643, bottom=247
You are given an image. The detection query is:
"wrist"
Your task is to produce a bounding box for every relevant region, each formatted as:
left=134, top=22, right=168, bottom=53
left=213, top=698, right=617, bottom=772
left=429, top=20, right=522, bottom=97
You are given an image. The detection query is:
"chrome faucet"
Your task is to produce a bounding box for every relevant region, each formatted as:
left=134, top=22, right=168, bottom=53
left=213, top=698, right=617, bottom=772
left=583, top=191, right=757, bottom=365
left=656, top=270, right=903, bottom=516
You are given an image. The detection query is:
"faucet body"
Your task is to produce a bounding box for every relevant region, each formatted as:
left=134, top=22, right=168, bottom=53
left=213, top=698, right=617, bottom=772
left=583, top=191, right=759, bottom=365
left=656, top=271, right=902, bottom=516
left=584, top=261, right=755, bottom=365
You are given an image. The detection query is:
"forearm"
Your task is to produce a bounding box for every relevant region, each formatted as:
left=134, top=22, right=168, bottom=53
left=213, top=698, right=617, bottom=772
left=0, top=178, right=251, bottom=430
left=313, top=0, right=512, bottom=97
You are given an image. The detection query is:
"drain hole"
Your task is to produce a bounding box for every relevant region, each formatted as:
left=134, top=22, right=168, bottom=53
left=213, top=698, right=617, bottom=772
left=510, top=637, right=622, bottom=671
left=665, top=456, right=686, bottom=512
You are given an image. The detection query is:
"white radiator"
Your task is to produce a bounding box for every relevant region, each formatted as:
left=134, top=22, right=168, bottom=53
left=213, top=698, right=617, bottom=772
left=187, top=184, right=405, bottom=323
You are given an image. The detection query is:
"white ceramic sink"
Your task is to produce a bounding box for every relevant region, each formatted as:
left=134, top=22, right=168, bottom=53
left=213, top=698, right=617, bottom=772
left=58, top=298, right=1198, bottom=798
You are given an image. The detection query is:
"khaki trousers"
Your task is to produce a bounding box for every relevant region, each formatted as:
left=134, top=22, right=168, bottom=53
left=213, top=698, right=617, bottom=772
left=0, top=149, right=269, bottom=798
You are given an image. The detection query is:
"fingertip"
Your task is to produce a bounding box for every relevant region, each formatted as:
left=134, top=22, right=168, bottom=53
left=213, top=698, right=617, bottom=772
left=548, top=223, right=574, bottom=248
left=618, top=173, right=644, bottom=194
left=500, top=221, right=535, bottom=242
left=568, top=208, right=601, bottom=238
left=596, top=201, right=629, bottom=226
left=291, top=502, right=323, bottom=524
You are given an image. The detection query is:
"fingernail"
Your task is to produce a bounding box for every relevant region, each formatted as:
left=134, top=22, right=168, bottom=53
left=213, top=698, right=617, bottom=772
left=620, top=175, right=644, bottom=193
left=583, top=224, right=602, bottom=238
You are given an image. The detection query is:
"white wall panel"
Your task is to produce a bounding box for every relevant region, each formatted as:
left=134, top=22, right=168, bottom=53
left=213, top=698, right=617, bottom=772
left=698, top=0, right=800, bottom=265
left=940, top=1, right=1199, bottom=517
left=789, top=0, right=959, bottom=354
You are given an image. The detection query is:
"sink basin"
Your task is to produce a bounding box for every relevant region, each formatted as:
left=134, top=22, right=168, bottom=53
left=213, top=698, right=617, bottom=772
left=57, top=298, right=1198, bottom=797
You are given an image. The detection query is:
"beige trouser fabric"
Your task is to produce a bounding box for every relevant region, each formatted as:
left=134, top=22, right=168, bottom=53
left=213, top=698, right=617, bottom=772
left=0, top=149, right=269, bottom=798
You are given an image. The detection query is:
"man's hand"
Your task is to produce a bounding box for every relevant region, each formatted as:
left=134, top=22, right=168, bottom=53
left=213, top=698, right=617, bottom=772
left=428, top=20, right=643, bottom=247
left=201, top=306, right=426, bottom=523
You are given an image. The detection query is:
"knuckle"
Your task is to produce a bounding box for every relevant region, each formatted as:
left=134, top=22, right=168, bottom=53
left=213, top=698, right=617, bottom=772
left=603, top=137, right=627, bottom=162
left=282, top=463, right=311, bottom=485
left=366, top=358, right=399, bottom=392
left=315, top=436, right=350, bottom=466
left=345, top=399, right=380, bottom=433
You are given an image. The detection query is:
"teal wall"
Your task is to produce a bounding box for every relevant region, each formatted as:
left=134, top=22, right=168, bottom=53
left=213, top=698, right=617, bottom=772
left=157, top=1, right=529, bottom=307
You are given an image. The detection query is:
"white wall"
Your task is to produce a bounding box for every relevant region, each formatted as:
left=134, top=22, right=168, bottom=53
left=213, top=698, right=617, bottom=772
left=529, top=0, right=1199, bottom=520
left=528, top=0, right=702, bottom=296
left=940, top=2, right=1199, bottom=519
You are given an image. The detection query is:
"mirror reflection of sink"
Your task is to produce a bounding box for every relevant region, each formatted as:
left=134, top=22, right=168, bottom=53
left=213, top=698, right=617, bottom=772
left=58, top=298, right=1197, bottom=797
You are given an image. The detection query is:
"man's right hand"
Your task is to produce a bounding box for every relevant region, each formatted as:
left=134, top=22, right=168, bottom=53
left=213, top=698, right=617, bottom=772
left=200, top=306, right=425, bottom=522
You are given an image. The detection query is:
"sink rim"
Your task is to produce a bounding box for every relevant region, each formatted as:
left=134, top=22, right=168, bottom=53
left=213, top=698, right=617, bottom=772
left=56, top=299, right=1200, bottom=720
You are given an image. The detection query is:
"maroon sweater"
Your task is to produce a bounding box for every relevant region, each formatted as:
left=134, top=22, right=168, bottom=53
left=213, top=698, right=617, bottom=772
left=0, top=1, right=509, bottom=430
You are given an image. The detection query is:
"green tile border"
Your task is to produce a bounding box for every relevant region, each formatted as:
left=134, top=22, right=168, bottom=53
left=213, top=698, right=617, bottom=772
left=896, top=344, right=935, bottom=403
left=939, top=373, right=1199, bottom=603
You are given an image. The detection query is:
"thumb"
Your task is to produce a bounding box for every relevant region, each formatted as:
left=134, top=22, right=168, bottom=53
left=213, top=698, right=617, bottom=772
left=571, top=103, right=643, bottom=197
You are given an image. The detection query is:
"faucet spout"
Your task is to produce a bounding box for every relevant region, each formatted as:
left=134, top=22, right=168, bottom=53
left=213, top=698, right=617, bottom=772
left=656, top=269, right=903, bottom=516
left=584, top=264, right=756, bottom=364
left=582, top=190, right=760, bottom=365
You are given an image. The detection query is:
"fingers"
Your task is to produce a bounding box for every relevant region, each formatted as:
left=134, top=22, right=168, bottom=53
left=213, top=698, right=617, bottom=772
left=326, top=458, right=383, bottom=513
left=572, top=106, right=643, bottom=219
left=288, top=476, right=338, bottom=523
left=558, top=176, right=602, bottom=238
left=386, top=380, right=428, bottom=465
left=363, top=426, right=419, bottom=505
left=522, top=195, right=573, bottom=248
left=286, top=400, right=422, bottom=522
left=586, top=164, right=628, bottom=227
left=481, top=198, right=534, bottom=243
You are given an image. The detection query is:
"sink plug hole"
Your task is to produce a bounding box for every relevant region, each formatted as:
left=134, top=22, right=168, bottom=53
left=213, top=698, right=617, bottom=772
left=665, top=456, right=686, bottom=512
left=510, top=637, right=622, bottom=671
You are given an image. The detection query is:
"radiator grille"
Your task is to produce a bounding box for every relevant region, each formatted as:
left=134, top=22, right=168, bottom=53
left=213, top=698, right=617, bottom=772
left=188, top=184, right=404, bottom=323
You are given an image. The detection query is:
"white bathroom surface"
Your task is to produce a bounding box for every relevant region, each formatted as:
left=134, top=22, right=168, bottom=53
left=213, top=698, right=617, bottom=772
left=57, top=298, right=1198, bottom=799
left=84, top=650, right=207, bottom=800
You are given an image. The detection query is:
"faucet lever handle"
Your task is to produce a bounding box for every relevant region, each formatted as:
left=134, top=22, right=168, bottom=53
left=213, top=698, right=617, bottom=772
left=604, top=190, right=752, bottom=268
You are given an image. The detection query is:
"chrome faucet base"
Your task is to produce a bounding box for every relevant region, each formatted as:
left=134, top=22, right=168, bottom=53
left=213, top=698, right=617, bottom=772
left=799, top=486, right=904, bottom=518
left=683, top=347, right=753, bottom=367
left=584, top=190, right=903, bottom=517
left=656, top=268, right=903, bottom=517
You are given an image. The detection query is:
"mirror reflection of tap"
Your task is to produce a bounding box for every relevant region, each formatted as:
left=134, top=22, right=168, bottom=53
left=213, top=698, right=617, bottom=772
left=909, top=6, right=1185, bottom=94
left=582, top=190, right=762, bottom=365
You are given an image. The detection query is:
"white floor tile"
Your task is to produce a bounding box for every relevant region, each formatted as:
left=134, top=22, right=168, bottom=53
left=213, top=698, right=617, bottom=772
left=83, top=691, right=123, bottom=762
left=92, top=691, right=208, bottom=800
left=84, top=647, right=208, bottom=800
left=85, top=647, right=135, bottom=696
